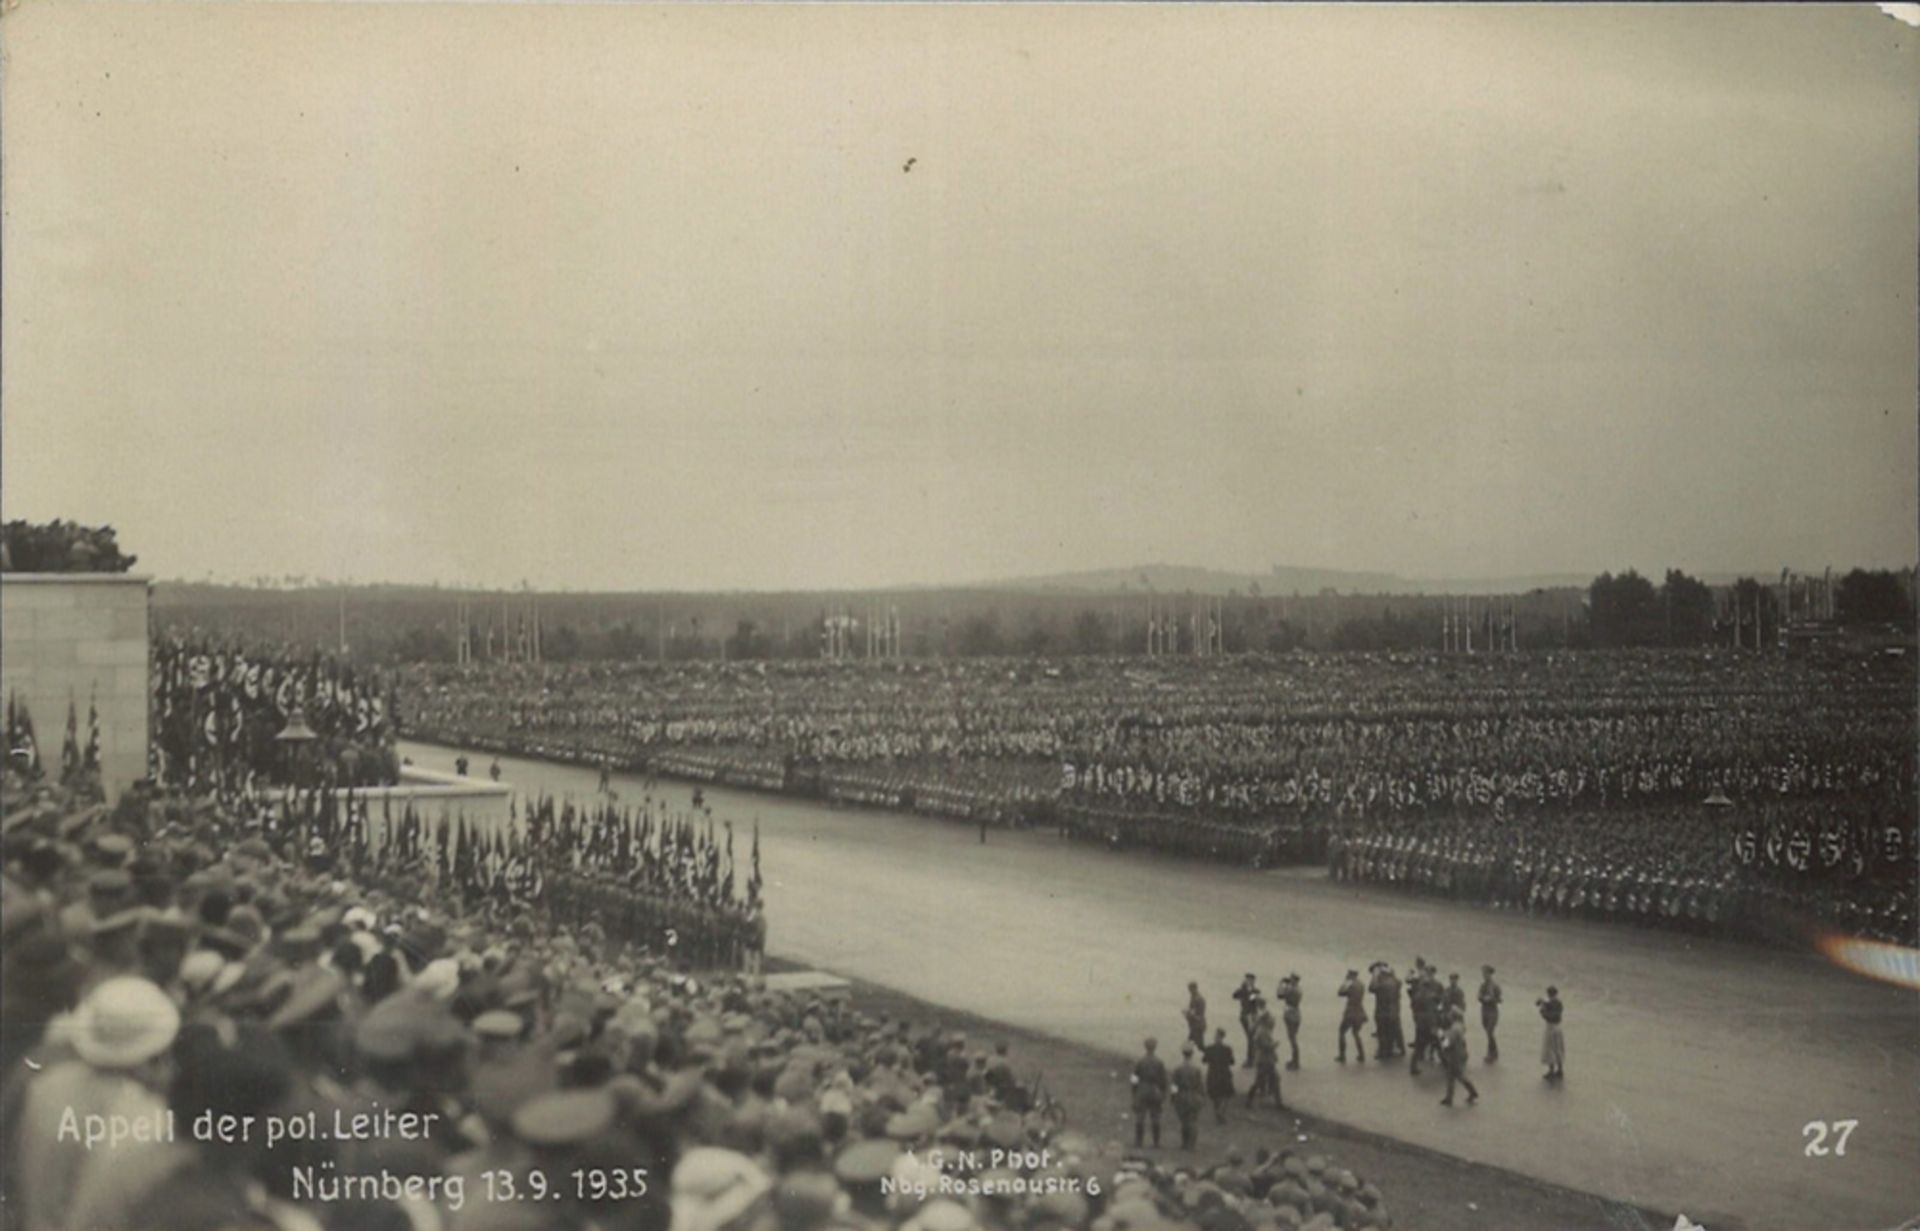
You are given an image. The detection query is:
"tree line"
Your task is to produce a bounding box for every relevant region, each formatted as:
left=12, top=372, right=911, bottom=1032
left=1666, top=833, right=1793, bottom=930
left=1584, top=568, right=1915, bottom=649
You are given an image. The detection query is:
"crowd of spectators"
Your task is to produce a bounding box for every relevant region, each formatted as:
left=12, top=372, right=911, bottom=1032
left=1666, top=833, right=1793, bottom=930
left=1, top=767, right=1400, bottom=1231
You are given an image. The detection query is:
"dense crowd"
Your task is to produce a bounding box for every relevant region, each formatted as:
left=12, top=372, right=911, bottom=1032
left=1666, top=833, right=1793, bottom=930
left=396, top=652, right=1917, bottom=947
left=398, top=655, right=1913, bottom=820
left=1, top=771, right=1400, bottom=1231
left=152, top=638, right=401, bottom=795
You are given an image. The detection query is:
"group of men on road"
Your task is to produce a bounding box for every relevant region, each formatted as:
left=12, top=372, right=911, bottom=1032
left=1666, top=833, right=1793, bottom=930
left=1139, top=962, right=1548, bottom=1148
left=1336, top=959, right=1502, bottom=1075
left=1341, top=960, right=1487, bottom=1106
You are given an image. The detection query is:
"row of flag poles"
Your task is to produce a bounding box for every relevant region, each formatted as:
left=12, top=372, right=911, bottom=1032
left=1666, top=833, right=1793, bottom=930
left=1442, top=596, right=1518, bottom=653
left=1779, top=567, right=1836, bottom=625
left=823, top=604, right=901, bottom=661
left=427, top=566, right=1862, bottom=667
left=455, top=595, right=543, bottom=667
left=1144, top=597, right=1224, bottom=657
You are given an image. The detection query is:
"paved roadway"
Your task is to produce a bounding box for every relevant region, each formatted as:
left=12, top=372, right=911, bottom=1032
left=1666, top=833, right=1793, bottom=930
left=401, top=742, right=1920, bottom=1231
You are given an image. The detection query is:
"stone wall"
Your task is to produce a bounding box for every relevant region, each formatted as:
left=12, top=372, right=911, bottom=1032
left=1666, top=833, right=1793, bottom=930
left=1, top=574, right=151, bottom=802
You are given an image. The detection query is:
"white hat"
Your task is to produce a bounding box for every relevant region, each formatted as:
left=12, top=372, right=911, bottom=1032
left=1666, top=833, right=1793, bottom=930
left=414, top=958, right=462, bottom=1002
left=669, top=1147, right=769, bottom=1231
left=904, top=1200, right=977, bottom=1231
left=178, top=950, right=225, bottom=991
left=71, top=977, right=180, bottom=1069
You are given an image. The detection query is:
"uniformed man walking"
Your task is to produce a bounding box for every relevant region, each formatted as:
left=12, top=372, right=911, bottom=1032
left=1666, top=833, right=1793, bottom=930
left=1336, top=970, right=1367, bottom=1064
left=1478, top=965, right=1502, bottom=1063
left=1439, top=1009, right=1480, bottom=1107
left=1131, top=1037, right=1169, bottom=1148
left=1171, top=1044, right=1207, bottom=1149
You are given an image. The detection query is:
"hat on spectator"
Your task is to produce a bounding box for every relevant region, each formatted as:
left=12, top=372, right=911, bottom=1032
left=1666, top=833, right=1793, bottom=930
left=884, top=1102, right=940, bottom=1141
left=833, top=1140, right=900, bottom=1187
left=671, top=1147, right=772, bottom=1231
left=355, top=987, right=464, bottom=1062
left=179, top=949, right=226, bottom=992
left=1029, top=1189, right=1089, bottom=1228
left=414, top=957, right=463, bottom=1002
left=268, top=968, right=347, bottom=1030
left=473, top=1051, right=558, bottom=1127
left=902, top=1199, right=976, bottom=1231
left=88, top=868, right=133, bottom=898
left=772, top=1170, right=845, bottom=1231
left=816, top=1087, right=854, bottom=1121
left=89, top=907, right=145, bottom=942
left=91, top=833, right=135, bottom=864
left=474, top=1009, right=526, bottom=1041
left=70, top=976, right=180, bottom=1068
left=1103, top=1197, right=1163, bottom=1230
left=513, top=1088, right=616, bottom=1148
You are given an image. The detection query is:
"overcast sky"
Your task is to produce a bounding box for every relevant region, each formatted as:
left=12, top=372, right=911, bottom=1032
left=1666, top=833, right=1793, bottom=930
left=3, top=3, right=1915, bottom=591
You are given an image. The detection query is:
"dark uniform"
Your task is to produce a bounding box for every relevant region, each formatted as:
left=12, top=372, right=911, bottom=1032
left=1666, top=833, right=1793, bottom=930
left=1131, top=1038, right=1169, bottom=1147
left=1202, top=1029, right=1236, bottom=1124
left=1440, top=1015, right=1479, bottom=1107
left=1184, top=983, right=1208, bottom=1050
left=1247, top=1013, right=1284, bottom=1109
left=1478, top=966, right=1502, bottom=1063
left=1336, top=970, right=1367, bottom=1063
left=1170, top=1047, right=1206, bottom=1149
left=1233, top=975, right=1262, bottom=1068
left=1409, top=967, right=1440, bottom=1075
left=1369, top=964, right=1403, bottom=1060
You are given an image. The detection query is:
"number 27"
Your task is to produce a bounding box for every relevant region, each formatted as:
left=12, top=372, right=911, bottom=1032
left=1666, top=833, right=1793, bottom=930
left=1803, top=1119, right=1858, bottom=1157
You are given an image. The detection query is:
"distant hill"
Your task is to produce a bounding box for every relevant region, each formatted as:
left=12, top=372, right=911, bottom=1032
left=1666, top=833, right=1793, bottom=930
left=992, top=563, right=1406, bottom=596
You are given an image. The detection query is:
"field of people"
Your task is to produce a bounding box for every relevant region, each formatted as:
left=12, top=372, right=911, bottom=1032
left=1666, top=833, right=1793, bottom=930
left=397, top=651, right=1919, bottom=945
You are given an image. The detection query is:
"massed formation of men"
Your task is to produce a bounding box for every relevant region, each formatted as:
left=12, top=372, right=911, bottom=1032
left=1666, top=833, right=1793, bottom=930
left=396, top=652, right=1917, bottom=950
left=1330, top=792, right=1917, bottom=945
